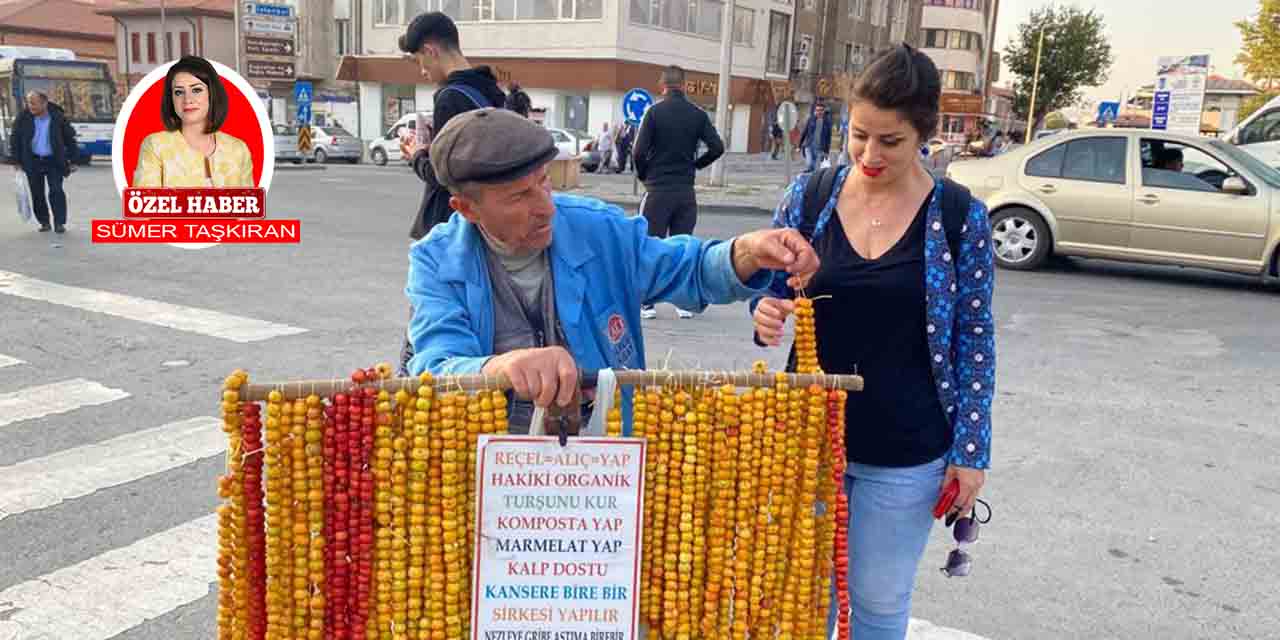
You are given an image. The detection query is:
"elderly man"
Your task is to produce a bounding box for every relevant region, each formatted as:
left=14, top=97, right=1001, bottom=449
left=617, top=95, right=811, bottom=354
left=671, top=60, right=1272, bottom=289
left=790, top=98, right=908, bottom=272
left=8, top=91, right=78, bottom=233
left=405, top=109, right=818, bottom=432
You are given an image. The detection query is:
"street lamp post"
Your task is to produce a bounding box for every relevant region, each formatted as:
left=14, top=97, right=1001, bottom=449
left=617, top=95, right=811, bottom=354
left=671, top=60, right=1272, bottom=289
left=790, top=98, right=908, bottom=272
left=1023, top=24, right=1046, bottom=144
left=709, top=0, right=735, bottom=187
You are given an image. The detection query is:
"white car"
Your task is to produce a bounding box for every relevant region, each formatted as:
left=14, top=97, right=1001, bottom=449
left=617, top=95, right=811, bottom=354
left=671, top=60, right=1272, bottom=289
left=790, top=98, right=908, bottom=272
left=368, top=112, right=431, bottom=166
left=1226, top=94, right=1280, bottom=169
left=546, top=127, right=589, bottom=159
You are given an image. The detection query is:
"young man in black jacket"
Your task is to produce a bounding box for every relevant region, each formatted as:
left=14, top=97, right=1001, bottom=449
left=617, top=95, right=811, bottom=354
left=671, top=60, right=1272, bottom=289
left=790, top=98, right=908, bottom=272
left=8, top=91, right=77, bottom=233
left=632, top=65, right=725, bottom=319
left=397, top=11, right=506, bottom=375
left=398, top=11, right=506, bottom=240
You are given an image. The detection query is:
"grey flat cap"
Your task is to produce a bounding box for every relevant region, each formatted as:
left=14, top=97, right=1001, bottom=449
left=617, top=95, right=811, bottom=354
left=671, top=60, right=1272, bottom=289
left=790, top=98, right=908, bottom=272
left=430, top=108, right=558, bottom=191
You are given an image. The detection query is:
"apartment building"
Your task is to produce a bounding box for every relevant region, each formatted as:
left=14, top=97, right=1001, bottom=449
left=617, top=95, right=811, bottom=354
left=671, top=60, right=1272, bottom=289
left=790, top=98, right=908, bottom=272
left=335, top=0, right=800, bottom=152
left=919, top=0, right=997, bottom=141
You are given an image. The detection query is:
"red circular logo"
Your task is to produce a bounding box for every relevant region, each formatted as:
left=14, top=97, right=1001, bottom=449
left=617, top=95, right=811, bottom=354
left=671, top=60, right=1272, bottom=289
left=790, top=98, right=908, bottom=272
left=607, top=314, right=625, bottom=343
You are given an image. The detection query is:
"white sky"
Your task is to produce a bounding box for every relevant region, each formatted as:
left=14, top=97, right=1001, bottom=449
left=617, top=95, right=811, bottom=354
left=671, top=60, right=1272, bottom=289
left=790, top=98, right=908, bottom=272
left=992, top=0, right=1262, bottom=101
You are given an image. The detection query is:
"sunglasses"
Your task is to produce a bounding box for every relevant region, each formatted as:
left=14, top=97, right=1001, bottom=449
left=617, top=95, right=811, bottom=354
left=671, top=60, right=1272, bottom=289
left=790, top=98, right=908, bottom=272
left=940, top=498, right=991, bottom=578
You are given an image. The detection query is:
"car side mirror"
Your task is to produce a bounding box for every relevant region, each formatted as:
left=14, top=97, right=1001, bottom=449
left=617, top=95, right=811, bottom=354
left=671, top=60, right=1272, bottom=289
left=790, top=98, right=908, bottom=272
left=1222, top=176, right=1248, bottom=194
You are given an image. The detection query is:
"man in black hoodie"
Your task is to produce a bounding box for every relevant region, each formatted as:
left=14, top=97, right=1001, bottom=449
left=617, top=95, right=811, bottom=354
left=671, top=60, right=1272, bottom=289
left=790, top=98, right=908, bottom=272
left=8, top=91, right=77, bottom=233
left=397, top=11, right=506, bottom=375
left=398, top=11, right=506, bottom=240
left=632, top=65, right=724, bottom=319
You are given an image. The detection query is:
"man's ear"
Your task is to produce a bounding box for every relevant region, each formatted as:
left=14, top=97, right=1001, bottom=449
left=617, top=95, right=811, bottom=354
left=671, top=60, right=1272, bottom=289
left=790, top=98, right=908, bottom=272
left=450, top=193, right=479, bottom=223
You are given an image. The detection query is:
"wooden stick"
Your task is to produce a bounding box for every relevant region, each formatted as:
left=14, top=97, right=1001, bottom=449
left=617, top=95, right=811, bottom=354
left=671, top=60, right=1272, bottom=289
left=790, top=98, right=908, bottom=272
left=239, top=370, right=863, bottom=402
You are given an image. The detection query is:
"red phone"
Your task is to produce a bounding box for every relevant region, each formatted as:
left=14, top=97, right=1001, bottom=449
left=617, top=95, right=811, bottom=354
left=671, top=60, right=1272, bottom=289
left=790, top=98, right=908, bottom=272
left=933, top=478, right=959, bottom=519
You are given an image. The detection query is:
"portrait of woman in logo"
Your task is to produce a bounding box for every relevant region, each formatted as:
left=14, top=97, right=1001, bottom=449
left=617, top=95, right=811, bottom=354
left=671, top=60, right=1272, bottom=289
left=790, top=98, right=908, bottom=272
left=132, top=56, right=254, bottom=187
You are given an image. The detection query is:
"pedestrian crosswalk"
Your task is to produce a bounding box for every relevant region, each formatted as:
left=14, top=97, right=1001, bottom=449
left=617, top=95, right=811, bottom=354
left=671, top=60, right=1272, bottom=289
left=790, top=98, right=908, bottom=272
left=0, top=378, right=129, bottom=430
left=0, top=417, right=223, bottom=521
left=0, top=270, right=307, bottom=343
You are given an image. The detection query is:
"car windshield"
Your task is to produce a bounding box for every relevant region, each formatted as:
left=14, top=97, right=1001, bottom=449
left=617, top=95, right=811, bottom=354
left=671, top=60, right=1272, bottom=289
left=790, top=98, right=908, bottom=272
left=1209, top=139, right=1280, bottom=188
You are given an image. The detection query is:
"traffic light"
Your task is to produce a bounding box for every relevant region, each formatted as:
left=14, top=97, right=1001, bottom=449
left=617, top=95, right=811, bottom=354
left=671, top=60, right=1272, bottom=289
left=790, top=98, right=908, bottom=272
left=298, top=125, right=313, bottom=153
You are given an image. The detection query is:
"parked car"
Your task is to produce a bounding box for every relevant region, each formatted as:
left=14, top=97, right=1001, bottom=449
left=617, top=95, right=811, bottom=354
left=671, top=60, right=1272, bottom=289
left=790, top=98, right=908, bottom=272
left=273, top=123, right=304, bottom=164
left=945, top=128, right=1280, bottom=284
left=308, top=125, right=362, bottom=164
left=368, top=112, right=431, bottom=166
left=546, top=127, right=589, bottom=159
left=1226, top=94, right=1280, bottom=169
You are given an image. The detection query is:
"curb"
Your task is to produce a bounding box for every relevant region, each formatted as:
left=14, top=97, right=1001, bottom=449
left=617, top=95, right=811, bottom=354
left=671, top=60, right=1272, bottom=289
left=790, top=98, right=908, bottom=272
left=275, top=164, right=328, bottom=171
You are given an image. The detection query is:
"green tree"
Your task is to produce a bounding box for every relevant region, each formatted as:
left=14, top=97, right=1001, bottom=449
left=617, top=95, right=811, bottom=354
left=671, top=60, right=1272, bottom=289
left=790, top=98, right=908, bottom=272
left=1004, top=5, right=1113, bottom=132
left=1238, top=91, right=1279, bottom=122
left=1235, top=0, right=1280, bottom=90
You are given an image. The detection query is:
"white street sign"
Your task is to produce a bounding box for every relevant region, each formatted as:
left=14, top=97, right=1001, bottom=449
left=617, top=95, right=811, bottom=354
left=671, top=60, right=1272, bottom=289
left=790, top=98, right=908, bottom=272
left=243, top=17, right=296, bottom=34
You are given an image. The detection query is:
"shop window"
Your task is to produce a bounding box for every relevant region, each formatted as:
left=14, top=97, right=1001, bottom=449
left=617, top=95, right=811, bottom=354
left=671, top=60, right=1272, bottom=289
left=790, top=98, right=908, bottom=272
left=131, top=33, right=141, bottom=63
left=560, top=94, right=589, bottom=132
left=146, top=32, right=156, bottom=64
left=383, top=84, right=416, bottom=129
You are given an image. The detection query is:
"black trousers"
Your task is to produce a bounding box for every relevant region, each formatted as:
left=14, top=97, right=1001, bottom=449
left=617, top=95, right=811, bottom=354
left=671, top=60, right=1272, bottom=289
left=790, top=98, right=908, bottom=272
left=28, top=157, right=67, bottom=227
left=639, top=187, right=698, bottom=239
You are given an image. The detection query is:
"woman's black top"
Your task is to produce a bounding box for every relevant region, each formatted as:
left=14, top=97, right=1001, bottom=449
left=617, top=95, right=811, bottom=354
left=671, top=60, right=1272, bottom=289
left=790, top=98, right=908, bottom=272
left=805, top=192, right=952, bottom=467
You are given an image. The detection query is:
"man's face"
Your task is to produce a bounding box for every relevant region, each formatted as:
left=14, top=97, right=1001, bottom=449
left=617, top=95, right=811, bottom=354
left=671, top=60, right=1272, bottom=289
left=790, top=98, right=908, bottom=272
left=452, top=164, right=556, bottom=254
left=815, top=105, right=826, bottom=118
left=26, top=95, right=47, bottom=116
left=413, top=45, right=443, bottom=81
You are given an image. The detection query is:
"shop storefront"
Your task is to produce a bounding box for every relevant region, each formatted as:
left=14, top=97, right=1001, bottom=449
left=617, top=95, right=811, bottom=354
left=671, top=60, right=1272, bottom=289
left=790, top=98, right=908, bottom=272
left=337, top=56, right=776, bottom=153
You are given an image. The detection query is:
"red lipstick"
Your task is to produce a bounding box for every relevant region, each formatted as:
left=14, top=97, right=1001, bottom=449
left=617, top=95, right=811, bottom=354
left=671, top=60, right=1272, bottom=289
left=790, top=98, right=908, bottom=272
left=861, top=165, right=884, bottom=177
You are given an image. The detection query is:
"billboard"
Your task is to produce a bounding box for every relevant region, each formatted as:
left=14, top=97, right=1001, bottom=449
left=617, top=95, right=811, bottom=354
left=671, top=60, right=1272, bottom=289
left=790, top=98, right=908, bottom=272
left=1153, top=54, right=1209, bottom=134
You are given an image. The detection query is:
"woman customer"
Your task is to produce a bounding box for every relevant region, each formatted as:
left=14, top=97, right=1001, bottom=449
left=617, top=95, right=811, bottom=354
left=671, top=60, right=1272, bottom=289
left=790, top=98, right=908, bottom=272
left=751, top=44, right=995, bottom=640
left=133, top=56, right=254, bottom=187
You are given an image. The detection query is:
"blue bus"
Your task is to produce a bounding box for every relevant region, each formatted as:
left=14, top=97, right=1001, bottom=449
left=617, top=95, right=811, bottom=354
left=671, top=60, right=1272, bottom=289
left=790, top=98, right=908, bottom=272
left=0, top=47, right=116, bottom=163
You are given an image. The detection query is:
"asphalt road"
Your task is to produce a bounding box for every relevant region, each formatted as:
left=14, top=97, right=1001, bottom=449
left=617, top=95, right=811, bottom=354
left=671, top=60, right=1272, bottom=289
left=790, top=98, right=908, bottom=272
left=0, top=162, right=1277, bottom=640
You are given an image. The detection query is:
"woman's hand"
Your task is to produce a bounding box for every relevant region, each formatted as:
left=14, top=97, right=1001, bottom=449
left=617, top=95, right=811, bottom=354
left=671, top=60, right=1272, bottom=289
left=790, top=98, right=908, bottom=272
left=944, top=465, right=985, bottom=517
left=752, top=297, right=796, bottom=347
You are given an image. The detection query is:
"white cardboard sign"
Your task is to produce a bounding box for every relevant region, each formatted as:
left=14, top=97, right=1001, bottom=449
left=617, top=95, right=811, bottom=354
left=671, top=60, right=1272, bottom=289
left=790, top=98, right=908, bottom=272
left=471, top=436, right=646, bottom=640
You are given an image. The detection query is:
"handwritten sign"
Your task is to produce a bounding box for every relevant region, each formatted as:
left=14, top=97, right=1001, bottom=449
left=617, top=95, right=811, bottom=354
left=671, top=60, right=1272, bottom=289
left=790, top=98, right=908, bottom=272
left=471, top=436, right=646, bottom=640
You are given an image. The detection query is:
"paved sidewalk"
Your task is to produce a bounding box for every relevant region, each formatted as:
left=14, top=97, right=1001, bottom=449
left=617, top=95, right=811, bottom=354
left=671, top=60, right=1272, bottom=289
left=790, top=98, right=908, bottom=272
left=570, top=152, right=804, bottom=215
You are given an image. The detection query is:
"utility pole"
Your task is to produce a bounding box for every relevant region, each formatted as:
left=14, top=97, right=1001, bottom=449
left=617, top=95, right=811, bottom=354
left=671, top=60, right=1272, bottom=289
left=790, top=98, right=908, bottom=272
left=1023, top=24, right=1045, bottom=144
left=709, top=0, right=734, bottom=187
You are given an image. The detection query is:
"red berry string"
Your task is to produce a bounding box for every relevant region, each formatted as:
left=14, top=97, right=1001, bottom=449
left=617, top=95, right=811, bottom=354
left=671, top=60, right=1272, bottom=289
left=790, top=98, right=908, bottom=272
left=241, top=402, right=268, bottom=640
left=828, top=389, right=850, bottom=640
left=323, top=395, right=340, bottom=639
left=351, top=386, right=378, bottom=639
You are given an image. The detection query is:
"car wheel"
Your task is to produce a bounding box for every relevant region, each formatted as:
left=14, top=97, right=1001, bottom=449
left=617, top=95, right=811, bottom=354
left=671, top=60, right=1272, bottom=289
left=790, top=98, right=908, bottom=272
left=371, top=148, right=388, bottom=166
left=292, top=158, right=303, bottom=165
left=347, top=157, right=360, bottom=164
left=314, top=148, right=328, bottom=164
left=990, top=207, right=1052, bottom=270
left=582, top=163, right=597, bottom=173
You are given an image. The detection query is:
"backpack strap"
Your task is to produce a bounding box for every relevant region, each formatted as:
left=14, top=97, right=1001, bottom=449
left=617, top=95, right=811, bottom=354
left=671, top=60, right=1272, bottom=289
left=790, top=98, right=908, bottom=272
left=939, top=177, right=972, bottom=258
left=798, top=166, right=839, bottom=242
left=441, top=84, right=492, bottom=109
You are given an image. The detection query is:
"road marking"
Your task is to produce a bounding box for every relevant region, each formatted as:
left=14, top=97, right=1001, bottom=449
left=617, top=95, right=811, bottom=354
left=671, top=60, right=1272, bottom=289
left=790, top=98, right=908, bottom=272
left=0, top=378, right=129, bottom=430
left=0, top=514, right=217, bottom=640
left=0, top=354, right=23, bottom=369
left=0, top=417, right=224, bottom=522
left=907, top=617, right=992, bottom=640
left=0, top=270, right=307, bottom=342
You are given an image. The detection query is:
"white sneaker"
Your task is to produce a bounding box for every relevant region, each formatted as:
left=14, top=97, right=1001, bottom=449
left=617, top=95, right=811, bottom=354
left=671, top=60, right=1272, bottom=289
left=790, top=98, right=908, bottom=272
left=640, top=306, right=657, bottom=319
left=676, top=308, right=695, bottom=319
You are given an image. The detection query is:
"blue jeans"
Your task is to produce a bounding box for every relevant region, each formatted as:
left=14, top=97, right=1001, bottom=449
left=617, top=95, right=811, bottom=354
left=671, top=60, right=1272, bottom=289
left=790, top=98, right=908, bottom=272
left=805, top=147, right=826, bottom=173
left=826, top=457, right=946, bottom=640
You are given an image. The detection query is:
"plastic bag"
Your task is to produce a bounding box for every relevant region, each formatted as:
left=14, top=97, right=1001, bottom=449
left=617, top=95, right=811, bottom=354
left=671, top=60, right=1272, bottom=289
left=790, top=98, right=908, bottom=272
left=13, top=169, right=34, bottom=225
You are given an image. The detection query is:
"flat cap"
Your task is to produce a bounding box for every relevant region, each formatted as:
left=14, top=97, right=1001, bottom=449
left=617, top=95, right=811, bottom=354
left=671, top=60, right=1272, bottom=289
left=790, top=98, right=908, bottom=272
left=430, top=108, right=559, bottom=191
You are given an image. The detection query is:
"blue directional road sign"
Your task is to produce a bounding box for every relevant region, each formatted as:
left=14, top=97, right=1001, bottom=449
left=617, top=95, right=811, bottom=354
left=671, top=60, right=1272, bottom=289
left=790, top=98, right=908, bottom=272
left=622, top=88, right=654, bottom=125
left=294, top=80, right=312, bottom=125
left=1097, top=101, right=1119, bottom=124
left=1152, top=91, right=1171, bottom=130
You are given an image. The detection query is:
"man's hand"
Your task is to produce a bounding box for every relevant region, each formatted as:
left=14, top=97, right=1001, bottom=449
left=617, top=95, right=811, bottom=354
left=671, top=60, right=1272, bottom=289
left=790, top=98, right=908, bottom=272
left=399, top=136, right=418, bottom=160
left=481, top=346, right=578, bottom=409
left=732, top=228, right=820, bottom=289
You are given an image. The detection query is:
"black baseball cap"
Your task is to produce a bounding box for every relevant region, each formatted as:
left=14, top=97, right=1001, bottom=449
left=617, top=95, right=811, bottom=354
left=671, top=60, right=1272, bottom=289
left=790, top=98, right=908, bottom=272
left=399, top=11, right=458, bottom=54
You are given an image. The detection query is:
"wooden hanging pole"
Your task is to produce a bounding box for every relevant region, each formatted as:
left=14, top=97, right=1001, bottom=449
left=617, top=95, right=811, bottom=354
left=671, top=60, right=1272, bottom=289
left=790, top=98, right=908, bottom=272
left=238, top=370, right=863, bottom=402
